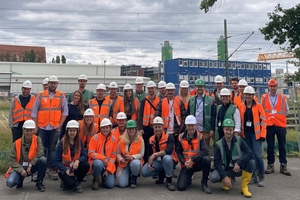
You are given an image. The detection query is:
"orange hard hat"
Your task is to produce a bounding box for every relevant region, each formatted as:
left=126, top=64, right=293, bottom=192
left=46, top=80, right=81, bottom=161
left=268, top=79, right=278, bottom=86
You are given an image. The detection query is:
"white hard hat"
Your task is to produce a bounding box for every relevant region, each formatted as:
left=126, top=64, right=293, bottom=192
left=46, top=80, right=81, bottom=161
left=22, top=80, right=32, bottom=88
left=243, top=86, right=255, bottom=94
left=116, top=112, right=127, bottom=119
left=109, top=81, right=118, bottom=89
left=78, top=74, right=88, bottom=80
left=96, top=83, right=106, bottom=90
left=158, top=81, right=166, bottom=89
left=83, top=108, right=95, bottom=116
left=100, top=118, right=112, bottom=127
left=215, top=75, right=224, bottom=83
left=23, top=120, right=36, bottom=129
left=180, top=80, right=189, bottom=88
left=66, top=120, right=79, bottom=129
left=146, top=81, right=156, bottom=88
left=166, top=82, right=176, bottom=90
left=238, top=79, right=248, bottom=86
left=124, top=83, right=133, bottom=90
left=185, top=115, right=197, bottom=125
left=135, top=77, right=144, bottom=84
left=220, top=88, right=231, bottom=96
left=48, top=75, right=59, bottom=82
left=42, top=78, right=48, bottom=85
left=152, top=117, right=164, bottom=125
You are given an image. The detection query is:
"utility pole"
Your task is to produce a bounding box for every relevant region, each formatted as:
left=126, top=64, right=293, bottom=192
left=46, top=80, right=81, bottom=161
left=104, top=60, right=106, bottom=84
left=224, top=19, right=229, bottom=84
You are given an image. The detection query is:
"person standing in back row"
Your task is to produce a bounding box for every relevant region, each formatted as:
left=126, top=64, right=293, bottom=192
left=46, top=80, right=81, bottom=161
left=134, top=77, right=146, bottom=102
left=261, top=78, right=291, bottom=176
left=68, top=74, right=94, bottom=104
left=9, top=80, right=36, bottom=142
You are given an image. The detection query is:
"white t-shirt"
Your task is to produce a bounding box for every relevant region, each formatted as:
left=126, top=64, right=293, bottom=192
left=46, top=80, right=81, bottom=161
left=167, top=100, right=174, bottom=134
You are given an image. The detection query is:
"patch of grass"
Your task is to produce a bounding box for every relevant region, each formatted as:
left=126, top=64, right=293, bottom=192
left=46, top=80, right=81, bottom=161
left=0, top=105, right=11, bottom=174
left=287, top=129, right=300, bottom=141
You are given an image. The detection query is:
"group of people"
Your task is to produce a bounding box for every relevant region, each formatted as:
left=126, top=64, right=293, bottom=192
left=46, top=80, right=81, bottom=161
left=6, top=74, right=291, bottom=198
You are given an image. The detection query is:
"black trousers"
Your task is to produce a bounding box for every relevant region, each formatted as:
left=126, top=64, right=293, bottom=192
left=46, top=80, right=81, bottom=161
left=143, top=126, right=154, bottom=162
left=177, top=156, right=211, bottom=191
left=58, top=161, right=89, bottom=189
left=11, top=127, right=23, bottom=143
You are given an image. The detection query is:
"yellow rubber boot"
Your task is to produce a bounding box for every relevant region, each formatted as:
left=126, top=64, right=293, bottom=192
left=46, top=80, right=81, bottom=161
left=241, top=170, right=252, bottom=198
left=222, top=179, right=231, bottom=191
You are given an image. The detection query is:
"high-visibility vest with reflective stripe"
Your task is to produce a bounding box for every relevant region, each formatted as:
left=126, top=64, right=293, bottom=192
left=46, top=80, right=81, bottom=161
left=239, top=102, right=267, bottom=140
left=189, top=95, right=214, bottom=132
left=234, top=94, right=258, bottom=107
left=88, top=133, right=117, bottom=174
left=61, top=139, right=81, bottom=167
left=5, top=135, right=38, bottom=178
left=120, top=98, right=139, bottom=121
left=161, top=97, right=182, bottom=129
left=111, top=127, right=125, bottom=142
left=142, top=96, right=160, bottom=126
left=118, top=137, right=144, bottom=168
left=108, top=96, right=124, bottom=125
left=215, top=104, right=237, bottom=140
left=149, top=132, right=178, bottom=163
left=12, top=95, right=36, bottom=124
left=178, top=131, right=203, bottom=167
left=88, top=97, right=110, bottom=126
left=37, top=90, right=64, bottom=127
left=216, top=136, right=242, bottom=169
left=261, top=93, right=287, bottom=128
left=78, top=120, right=98, bottom=148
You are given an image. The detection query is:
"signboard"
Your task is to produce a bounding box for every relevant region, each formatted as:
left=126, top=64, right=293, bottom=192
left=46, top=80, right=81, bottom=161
left=0, top=92, right=8, bottom=96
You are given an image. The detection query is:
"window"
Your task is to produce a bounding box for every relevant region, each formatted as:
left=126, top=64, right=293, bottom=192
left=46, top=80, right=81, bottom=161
left=263, top=64, right=266, bottom=70
left=189, top=75, right=194, bottom=81
left=259, top=64, right=262, bottom=70
left=213, top=62, right=217, bottom=68
left=194, top=61, right=198, bottom=67
left=255, top=64, right=258, bottom=70
left=250, top=64, right=253, bottom=70
left=241, top=63, right=245, bottom=69
left=183, top=60, right=188, bottom=67
left=209, top=62, right=213, bottom=68
left=231, top=63, right=236, bottom=69
left=246, top=64, right=250, bottom=69
left=264, top=78, right=267, bottom=83
left=204, top=61, right=208, bottom=68
left=189, top=60, right=193, bottom=67
left=179, top=60, right=183, bottom=66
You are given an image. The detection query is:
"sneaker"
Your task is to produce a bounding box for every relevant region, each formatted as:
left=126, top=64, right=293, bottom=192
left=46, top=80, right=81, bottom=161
left=258, top=174, right=265, bottom=187
left=166, top=182, right=176, bottom=191
left=130, top=176, right=137, bottom=189
left=249, top=173, right=258, bottom=185
left=32, top=172, right=38, bottom=182
left=60, top=180, right=67, bottom=190
left=48, top=168, right=58, bottom=180
left=16, top=182, right=23, bottom=190
left=82, top=177, right=87, bottom=182
left=36, top=181, right=45, bottom=192
left=172, top=173, right=178, bottom=178
left=280, top=164, right=291, bottom=176
left=265, top=164, right=274, bottom=174
left=155, top=179, right=164, bottom=184
left=75, top=183, right=83, bottom=193
left=201, top=181, right=212, bottom=194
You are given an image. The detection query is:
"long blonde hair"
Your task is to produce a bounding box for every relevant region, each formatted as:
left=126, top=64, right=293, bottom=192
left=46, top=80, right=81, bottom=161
left=72, top=90, right=85, bottom=115
left=82, top=116, right=96, bottom=138
left=120, top=128, right=141, bottom=145
left=179, top=87, right=190, bottom=103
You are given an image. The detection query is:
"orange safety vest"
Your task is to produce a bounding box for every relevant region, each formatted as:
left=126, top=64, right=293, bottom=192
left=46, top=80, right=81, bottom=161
left=12, top=95, right=36, bottom=124
left=108, top=96, right=124, bottom=125
left=142, top=96, right=160, bottom=126
left=61, top=139, right=81, bottom=168
left=88, top=133, right=117, bottom=174
left=149, top=131, right=178, bottom=163
left=261, top=93, right=287, bottom=128
left=234, top=93, right=258, bottom=107
left=161, top=97, right=182, bottom=129
left=111, top=127, right=125, bottom=142
left=179, top=96, right=189, bottom=111
left=178, top=131, right=203, bottom=167
left=238, top=102, right=267, bottom=140
left=78, top=120, right=98, bottom=147
left=88, top=97, right=110, bottom=126
left=118, top=137, right=144, bottom=168
left=120, top=98, right=139, bottom=121
left=37, top=90, right=64, bottom=127
left=5, top=135, right=38, bottom=178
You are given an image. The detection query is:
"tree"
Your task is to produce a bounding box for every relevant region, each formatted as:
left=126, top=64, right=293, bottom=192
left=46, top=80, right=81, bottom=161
left=61, top=55, right=66, bottom=64
left=0, top=54, right=4, bottom=61
left=30, top=49, right=36, bottom=62
left=12, top=54, right=18, bottom=62
left=37, top=56, right=42, bottom=62
left=5, top=52, right=11, bottom=61
left=56, top=56, right=60, bottom=63
left=259, top=4, right=300, bottom=66
left=52, top=57, right=55, bottom=63
left=199, top=0, right=218, bottom=13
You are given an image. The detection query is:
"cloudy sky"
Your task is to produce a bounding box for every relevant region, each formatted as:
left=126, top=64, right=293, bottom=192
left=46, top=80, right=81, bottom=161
left=0, top=0, right=299, bottom=72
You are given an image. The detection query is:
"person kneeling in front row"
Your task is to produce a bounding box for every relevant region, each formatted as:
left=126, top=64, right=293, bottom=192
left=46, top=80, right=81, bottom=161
left=210, top=118, right=255, bottom=198
left=6, top=120, right=46, bottom=192
left=176, top=115, right=212, bottom=194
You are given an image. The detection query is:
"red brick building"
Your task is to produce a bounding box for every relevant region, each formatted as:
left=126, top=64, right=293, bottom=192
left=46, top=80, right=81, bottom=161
left=0, top=44, right=46, bottom=63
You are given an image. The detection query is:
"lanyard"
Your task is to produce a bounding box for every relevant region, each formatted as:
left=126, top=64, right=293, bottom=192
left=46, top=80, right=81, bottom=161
left=246, top=106, right=252, bottom=121
left=270, top=94, right=278, bottom=108
left=169, top=100, right=174, bottom=112
left=196, top=97, right=203, bottom=110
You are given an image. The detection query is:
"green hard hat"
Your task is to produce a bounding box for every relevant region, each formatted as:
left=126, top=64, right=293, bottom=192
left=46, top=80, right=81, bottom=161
left=126, top=120, right=137, bottom=128
left=195, top=79, right=205, bottom=86
left=222, top=118, right=235, bottom=127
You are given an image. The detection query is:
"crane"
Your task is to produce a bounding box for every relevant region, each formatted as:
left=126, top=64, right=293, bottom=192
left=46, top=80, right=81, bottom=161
left=257, top=52, right=295, bottom=62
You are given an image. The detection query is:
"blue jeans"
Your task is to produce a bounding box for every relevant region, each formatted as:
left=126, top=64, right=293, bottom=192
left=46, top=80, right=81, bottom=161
left=210, top=159, right=255, bottom=183
left=6, top=156, right=47, bottom=188
left=92, top=160, right=115, bottom=189
left=117, top=159, right=142, bottom=188
left=266, top=126, right=287, bottom=164
left=244, top=133, right=265, bottom=174
left=141, top=155, right=173, bottom=177
left=38, top=129, right=59, bottom=168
